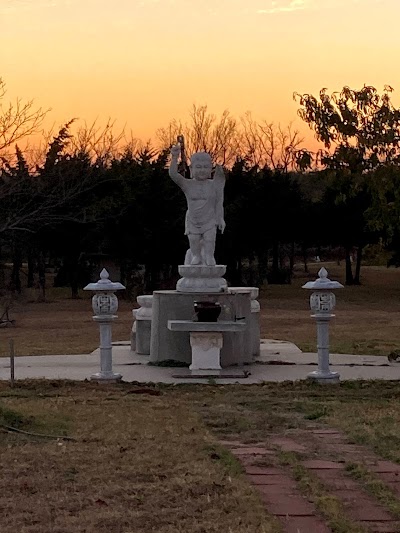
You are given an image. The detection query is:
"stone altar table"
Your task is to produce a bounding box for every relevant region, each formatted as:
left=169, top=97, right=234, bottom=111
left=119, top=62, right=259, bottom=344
left=150, top=290, right=252, bottom=367
left=168, top=320, right=246, bottom=375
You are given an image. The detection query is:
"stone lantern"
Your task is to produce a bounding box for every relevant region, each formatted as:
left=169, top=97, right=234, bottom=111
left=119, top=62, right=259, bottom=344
left=302, top=267, right=343, bottom=384
left=84, top=269, right=125, bottom=382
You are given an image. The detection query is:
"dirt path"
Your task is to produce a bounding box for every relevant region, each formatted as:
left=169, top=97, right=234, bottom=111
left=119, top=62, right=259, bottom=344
left=221, top=425, right=400, bottom=533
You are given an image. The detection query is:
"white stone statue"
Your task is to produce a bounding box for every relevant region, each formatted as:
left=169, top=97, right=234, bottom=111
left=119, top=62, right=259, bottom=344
left=169, top=144, right=226, bottom=267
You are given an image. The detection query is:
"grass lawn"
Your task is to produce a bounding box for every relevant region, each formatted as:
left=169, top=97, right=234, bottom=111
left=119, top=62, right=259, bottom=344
left=1, top=263, right=400, bottom=357
left=263, top=263, right=400, bottom=356
left=3, top=380, right=400, bottom=532
left=0, top=381, right=279, bottom=533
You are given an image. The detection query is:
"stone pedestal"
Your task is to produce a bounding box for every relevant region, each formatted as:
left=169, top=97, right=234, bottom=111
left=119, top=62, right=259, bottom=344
left=190, top=332, right=223, bottom=372
left=228, top=287, right=260, bottom=358
left=133, top=295, right=153, bottom=355
left=251, top=298, right=261, bottom=357
left=168, top=320, right=246, bottom=375
left=90, top=316, right=122, bottom=383
left=307, top=314, right=340, bottom=384
left=131, top=312, right=137, bottom=351
left=177, top=265, right=227, bottom=293
left=150, top=290, right=252, bottom=367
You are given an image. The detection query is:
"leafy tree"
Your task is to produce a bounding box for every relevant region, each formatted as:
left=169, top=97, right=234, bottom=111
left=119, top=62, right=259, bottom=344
left=294, top=85, right=400, bottom=284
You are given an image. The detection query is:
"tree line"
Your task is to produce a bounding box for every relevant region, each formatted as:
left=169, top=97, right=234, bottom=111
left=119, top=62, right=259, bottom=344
left=1, top=79, right=400, bottom=298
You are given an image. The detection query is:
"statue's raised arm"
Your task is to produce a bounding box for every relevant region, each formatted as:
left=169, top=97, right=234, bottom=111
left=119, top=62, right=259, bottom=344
left=169, top=144, right=186, bottom=188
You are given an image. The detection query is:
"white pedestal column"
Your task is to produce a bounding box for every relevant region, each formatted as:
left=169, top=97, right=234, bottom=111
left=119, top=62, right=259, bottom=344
left=91, top=316, right=122, bottom=382
left=307, top=313, right=339, bottom=384
left=189, top=332, right=223, bottom=374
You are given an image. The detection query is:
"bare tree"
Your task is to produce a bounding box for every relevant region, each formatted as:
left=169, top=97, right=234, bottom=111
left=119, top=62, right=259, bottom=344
left=240, top=112, right=306, bottom=171
left=18, top=119, right=143, bottom=171
left=158, top=106, right=309, bottom=170
left=0, top=123, right=108, bottom=237
left=0, top=78, right=49, bottom=156
left=156, top=104, right=241, bottom=166
left=71, top=118, right=129, bottom=166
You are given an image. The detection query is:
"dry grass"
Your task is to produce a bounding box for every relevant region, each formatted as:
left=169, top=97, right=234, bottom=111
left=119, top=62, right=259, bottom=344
left=3, top=381, right=400, bottom=531
left=345, top=462, right=400, bottom=520
left=1, top=263, right=400, bottom=356
left=262, top=263, right=400, bottom=355
left=186, top=380, right=400, bottom=449
left=0, top=381, right=279, bottom=533
left=187, top=380, right=400, bottom=526
left=0, top=291, right=134, bottom=357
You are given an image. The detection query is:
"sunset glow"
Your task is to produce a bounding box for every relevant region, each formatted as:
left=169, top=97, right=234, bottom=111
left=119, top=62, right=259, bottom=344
left=2, top=0, right=400, bottom=149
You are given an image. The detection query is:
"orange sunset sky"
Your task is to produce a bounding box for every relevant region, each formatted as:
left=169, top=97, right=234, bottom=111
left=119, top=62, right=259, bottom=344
left=1, top=0, right=400, bottom=150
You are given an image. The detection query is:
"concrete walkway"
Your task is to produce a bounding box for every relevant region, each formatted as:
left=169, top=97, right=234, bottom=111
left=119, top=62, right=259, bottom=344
left=0, top=339, right=399, bottom=384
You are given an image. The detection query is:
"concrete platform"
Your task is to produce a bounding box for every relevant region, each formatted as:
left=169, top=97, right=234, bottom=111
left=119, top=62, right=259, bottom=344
left=0, top=339, right=398, bottom=384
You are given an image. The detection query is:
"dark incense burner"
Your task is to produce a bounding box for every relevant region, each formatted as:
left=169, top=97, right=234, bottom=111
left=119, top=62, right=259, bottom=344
left=193, top=301, right=222, bottom=322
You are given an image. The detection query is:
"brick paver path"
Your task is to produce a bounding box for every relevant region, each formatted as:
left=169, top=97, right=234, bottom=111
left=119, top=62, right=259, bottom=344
left=221, top=425, right=400, bottom=533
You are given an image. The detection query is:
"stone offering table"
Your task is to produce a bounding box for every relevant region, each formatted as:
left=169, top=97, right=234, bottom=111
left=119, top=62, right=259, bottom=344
left=150, top=290, right=252, bottom=367
left=168, top=320, right=246, bottom=375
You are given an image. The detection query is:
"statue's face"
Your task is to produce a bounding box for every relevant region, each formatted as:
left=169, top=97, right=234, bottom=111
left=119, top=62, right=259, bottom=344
left=190, top=154, right=212, bottom=181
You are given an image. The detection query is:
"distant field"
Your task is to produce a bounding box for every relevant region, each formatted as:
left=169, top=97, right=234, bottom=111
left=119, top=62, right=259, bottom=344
left=0, top=263, right=399, bottom=356
left=262, top=263, right=400, bottom=356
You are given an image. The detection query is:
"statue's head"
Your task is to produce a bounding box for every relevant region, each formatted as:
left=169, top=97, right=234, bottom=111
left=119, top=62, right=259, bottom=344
left=190, top=152, right=212, bottom=181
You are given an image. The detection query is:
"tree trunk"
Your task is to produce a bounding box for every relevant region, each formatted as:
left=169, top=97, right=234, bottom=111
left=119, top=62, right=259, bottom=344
left=70, top=256, right=80, bottom=299
left=272, top=241, right=279, bottom=273
left=27, top=248, right=35, bottom=288
left=289, top=241, right=295, bottom=277
left=257, top=249, right=268, bottom=286
left=120, top=257, right=126, bottom=287
left=151, top=263, right=161, bottom=292
left=0, top=243, right=4, bottom=288
left=37, top=251, right=46, bottom=302
left=70, top=277, right=79, bottom=299
left=119, top=260, right=134, bottom=299
left=10, top=243, right=22, bottom=294
left=236, top=256, right=243, bottom=286
left=354, top=245, right=363, bottom=285
left=144, top=263, right=152, bottom=293
left=345, top=247, right=354, bottom=285
left=301, top=244, right=308, bottom=273
left=248, top=255, right=255, bottom=286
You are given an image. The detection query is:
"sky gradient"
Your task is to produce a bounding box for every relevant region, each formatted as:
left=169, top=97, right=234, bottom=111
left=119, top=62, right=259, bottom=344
left=1, top=0, right=399, bottom=149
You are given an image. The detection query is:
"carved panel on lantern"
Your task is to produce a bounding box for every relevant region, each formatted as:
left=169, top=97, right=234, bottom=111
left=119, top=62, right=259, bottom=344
left=310, top=291, right=335, bottom=313
left=92, top=293, right=118, bottom=316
